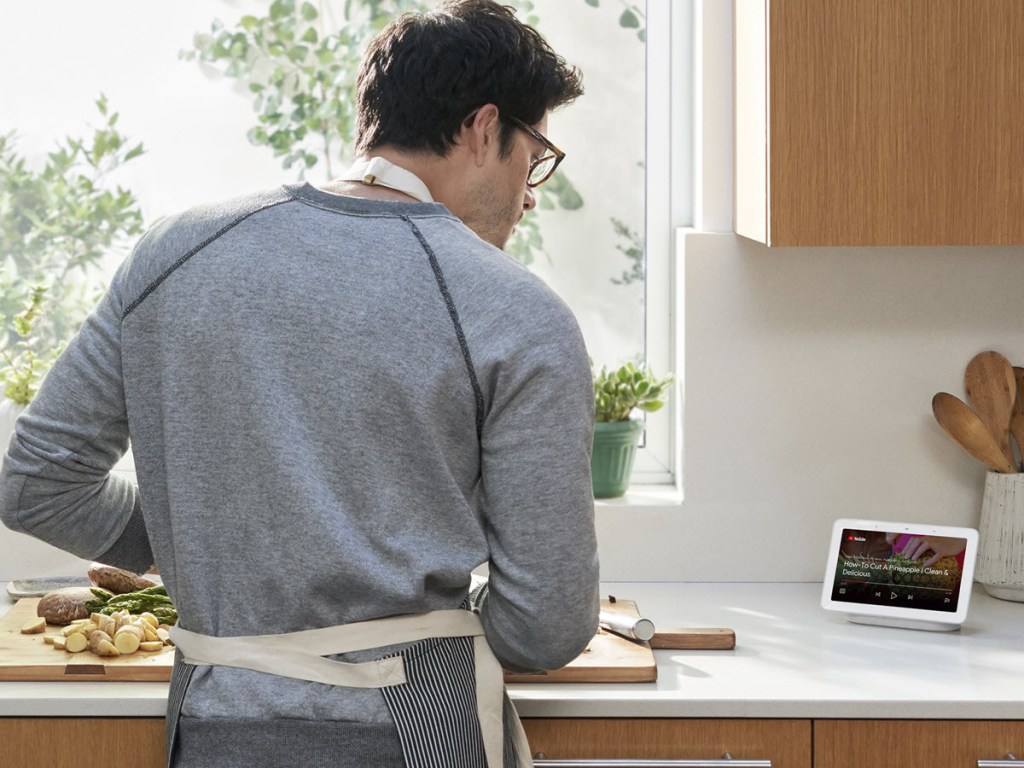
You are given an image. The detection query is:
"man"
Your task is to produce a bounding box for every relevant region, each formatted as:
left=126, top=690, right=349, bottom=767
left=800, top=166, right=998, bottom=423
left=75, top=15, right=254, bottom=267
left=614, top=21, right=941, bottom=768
left=0, top=1, right=599, bottom=766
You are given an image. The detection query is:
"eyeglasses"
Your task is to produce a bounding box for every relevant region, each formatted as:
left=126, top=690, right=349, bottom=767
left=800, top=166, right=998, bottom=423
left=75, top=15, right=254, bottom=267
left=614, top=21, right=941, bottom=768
left=504, top=115, right=565, bottom=188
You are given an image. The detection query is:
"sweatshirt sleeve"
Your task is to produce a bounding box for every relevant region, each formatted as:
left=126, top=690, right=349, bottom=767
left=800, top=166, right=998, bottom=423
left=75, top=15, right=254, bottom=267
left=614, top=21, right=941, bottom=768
left=0, top=259, right=152, bottom=574
left=476, top=300, right=600, bottom=672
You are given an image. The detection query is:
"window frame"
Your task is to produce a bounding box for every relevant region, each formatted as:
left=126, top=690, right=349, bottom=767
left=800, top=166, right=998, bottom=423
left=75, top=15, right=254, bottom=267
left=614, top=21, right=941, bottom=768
left=628, top=0, right=691, bottom=487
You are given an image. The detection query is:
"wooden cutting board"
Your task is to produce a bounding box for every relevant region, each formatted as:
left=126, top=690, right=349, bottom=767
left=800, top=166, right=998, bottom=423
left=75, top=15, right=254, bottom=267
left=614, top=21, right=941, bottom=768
left=0, top=597, right=658, bottom=684
left=502, top=599, right=656, bottom=684
left=0, top=598, right=174, bottom=682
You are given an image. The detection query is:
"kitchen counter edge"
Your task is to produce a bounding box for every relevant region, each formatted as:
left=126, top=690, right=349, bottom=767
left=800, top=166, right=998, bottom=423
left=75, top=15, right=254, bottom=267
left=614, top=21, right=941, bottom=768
left=2, top=581, right=1022, bottom=720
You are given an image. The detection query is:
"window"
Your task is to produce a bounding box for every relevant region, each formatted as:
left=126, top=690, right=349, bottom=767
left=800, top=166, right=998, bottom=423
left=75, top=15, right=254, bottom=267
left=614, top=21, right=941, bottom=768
left=521, top=0, right=689, bottom=485
left=0, top=0, right=690, bottom=487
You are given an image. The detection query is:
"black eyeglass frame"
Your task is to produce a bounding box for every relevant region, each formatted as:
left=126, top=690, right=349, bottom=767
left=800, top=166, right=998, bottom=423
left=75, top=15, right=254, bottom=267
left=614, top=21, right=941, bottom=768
left=504, top=115, right=566, bottom=188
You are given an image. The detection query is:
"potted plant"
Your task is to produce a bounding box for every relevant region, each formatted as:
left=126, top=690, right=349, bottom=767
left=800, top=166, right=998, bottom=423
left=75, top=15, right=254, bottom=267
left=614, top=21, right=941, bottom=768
left=591, top=361, right=674, bottom=498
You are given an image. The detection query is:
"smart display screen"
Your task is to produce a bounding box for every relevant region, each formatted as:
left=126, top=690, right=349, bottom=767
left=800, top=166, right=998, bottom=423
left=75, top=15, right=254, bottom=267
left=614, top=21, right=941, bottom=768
left=828, top=527, right=969, bottom=613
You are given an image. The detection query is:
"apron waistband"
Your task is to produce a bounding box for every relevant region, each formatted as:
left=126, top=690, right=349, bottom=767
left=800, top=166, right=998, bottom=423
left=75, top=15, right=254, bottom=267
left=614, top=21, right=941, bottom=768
left=169, top=610, right=530, bottom=768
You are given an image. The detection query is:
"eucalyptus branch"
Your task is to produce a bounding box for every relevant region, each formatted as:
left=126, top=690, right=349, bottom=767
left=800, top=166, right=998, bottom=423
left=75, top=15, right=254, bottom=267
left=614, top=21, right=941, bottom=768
left=0, top=97, right=144, bottom=401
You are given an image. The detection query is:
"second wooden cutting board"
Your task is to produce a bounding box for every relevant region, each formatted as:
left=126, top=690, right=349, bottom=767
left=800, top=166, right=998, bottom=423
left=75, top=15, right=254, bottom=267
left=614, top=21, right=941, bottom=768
left=502, top=598, right=657, bottom=684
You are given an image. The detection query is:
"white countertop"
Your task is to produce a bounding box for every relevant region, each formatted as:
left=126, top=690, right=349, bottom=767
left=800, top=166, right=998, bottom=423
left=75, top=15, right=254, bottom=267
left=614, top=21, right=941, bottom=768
left=2, top=582, right=1022, bottom=719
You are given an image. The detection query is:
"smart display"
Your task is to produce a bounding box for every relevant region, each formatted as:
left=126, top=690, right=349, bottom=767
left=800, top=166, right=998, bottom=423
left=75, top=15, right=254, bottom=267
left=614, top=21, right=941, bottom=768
left=821, top=518, right=978, bottom=631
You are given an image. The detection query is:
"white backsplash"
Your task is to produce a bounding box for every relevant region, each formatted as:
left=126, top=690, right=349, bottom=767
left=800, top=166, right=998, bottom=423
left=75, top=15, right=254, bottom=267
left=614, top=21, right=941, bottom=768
left=598, top=232, right=1024, bottom=583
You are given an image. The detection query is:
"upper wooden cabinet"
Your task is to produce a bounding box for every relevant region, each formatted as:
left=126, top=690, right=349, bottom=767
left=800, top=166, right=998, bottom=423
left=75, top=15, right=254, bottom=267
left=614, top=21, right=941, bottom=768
left=735, top=0, right=1024, bottom=247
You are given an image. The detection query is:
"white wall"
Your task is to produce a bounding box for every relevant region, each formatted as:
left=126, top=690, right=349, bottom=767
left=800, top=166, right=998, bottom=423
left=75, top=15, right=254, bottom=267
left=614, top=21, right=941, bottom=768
left=595, top=233, right=1024, bottom=583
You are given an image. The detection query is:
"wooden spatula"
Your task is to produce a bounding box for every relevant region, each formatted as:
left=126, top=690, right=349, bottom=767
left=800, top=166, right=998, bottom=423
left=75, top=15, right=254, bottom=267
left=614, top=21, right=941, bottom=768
left=932, top=392, right=1016, bottom=473
left=1010, top=367, right=1024, bottom=472
left=964, top=351, right=1016, bottom=469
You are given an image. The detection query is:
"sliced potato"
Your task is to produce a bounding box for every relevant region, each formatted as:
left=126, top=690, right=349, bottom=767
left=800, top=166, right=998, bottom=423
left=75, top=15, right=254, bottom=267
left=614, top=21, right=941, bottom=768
left=93, top=638, right=120, bottom=657
left=62, top=621, right=96, bottom=638
left=139, top=612, right=159, bottom=629
left=97, top=614, right=116, bottom=637
left=115, top=624, right=145, bottom=642
left=64, top=633, right=88, bottom=653
left=87, top=629, right=113, bottom=653
left=139, top=641, right=165, bottom=653
left=52, top=636, right=67, bottom=650
left=113, top=632, right=140, bottom=655
left=21, top=616, right=47, bottom=634
left=43, top=634, right=56, bottom=645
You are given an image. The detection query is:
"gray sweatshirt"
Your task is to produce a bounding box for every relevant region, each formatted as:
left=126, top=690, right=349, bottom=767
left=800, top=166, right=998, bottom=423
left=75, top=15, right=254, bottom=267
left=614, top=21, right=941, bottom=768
left=0, top=184, right=599, bottom=763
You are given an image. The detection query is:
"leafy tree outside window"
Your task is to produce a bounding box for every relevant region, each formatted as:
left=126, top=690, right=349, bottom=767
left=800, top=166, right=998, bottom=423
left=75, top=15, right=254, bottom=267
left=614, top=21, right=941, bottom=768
left=0, top=96, right=145, bottom=403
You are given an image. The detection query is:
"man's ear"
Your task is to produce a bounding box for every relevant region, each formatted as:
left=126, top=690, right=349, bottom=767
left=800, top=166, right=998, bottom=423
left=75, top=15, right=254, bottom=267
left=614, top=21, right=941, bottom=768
left=460, top=104, right=502, bottom=168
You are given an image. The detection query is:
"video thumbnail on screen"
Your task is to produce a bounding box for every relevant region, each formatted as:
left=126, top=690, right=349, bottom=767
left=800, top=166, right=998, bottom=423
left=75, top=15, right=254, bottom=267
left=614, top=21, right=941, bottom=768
left=830, top=528, right=967, bottom=613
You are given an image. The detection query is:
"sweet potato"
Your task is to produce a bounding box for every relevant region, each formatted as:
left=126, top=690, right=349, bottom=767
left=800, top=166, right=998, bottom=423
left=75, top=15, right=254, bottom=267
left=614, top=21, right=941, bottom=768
left=87, top=563, right=157, bottom=595
left=36, top=587, right=96, bottom=625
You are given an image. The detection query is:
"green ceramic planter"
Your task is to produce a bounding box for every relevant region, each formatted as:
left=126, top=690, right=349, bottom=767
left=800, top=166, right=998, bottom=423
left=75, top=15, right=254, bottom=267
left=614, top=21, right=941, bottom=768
left=590, top=419, right=643, bottom=498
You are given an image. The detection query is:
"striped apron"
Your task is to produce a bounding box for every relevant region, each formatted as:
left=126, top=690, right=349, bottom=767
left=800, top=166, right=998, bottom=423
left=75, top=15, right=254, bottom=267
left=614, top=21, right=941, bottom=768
left=168, top=609, right=532, bottom=768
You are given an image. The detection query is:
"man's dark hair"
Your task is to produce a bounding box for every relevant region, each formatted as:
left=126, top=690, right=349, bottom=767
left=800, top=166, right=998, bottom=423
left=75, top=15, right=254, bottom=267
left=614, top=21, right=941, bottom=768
left=355, top=0, right=583, bottom=157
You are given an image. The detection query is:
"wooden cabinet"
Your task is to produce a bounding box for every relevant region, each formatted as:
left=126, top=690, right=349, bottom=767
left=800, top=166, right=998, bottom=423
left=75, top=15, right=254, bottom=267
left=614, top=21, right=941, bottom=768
left=0, top=718, right=166, bottom=763
left=523, top=719, right=1024, bottom=767
left=4, top=716, right=1023, bottom=766
left=735, top=0, right=1024, bottom=247
left=522, top=718, right=812, bottom=767
left=815, top=720, right=1024, bottom=768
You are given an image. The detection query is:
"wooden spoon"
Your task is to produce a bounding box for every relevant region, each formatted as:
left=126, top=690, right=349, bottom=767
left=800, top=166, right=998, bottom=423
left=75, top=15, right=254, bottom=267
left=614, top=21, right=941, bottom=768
left=1010, top=367, right=1024, bottom=471
left=963, top=351, right=1016, bottom=469
left=932, top=392, right=1016, bottom=473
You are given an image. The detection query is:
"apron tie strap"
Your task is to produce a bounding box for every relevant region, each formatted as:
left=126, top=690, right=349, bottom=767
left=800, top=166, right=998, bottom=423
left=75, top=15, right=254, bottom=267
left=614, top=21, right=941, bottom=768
left=169, top=609, right=529, bottom=768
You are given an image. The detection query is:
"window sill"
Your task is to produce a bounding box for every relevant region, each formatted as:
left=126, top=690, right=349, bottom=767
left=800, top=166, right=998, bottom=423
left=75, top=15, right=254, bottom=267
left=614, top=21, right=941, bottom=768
left=595, top=483, right=682, bottom=508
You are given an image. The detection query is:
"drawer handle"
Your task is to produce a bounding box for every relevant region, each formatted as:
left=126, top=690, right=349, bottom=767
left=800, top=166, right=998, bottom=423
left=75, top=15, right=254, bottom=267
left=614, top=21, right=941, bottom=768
left=533, top=754, right=771, bottom=767
left=979, top=755, right=1021, bottom=768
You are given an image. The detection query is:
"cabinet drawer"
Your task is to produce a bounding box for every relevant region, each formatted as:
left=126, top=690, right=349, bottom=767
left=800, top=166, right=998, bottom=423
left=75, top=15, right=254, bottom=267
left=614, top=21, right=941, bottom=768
left=0, top=717, right=166, bottom=764
left=815, top=720, right=1024, bottom=768
left=522, top=718, right=811, bottom=767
